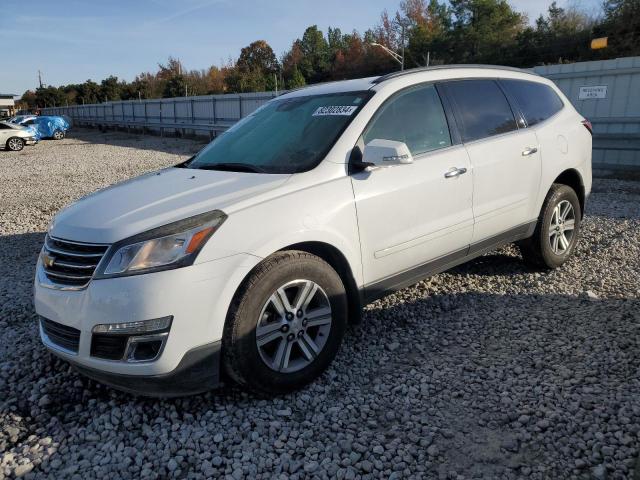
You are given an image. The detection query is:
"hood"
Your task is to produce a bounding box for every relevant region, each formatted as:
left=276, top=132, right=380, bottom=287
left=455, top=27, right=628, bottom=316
left=50, top=167, right=291, bottom=243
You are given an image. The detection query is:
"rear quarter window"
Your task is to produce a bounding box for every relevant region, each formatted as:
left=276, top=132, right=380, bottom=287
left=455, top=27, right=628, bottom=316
left=500, top=79, right=564, bottom=126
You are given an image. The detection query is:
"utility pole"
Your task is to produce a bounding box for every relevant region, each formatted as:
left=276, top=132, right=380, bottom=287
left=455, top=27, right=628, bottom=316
left=38, top=70, right=43, bottom=88
left=400, top=24, right=405, bottom=71
left=426, top=51, right=430, bottom=67
left=274, top=73, right=278, bottom=95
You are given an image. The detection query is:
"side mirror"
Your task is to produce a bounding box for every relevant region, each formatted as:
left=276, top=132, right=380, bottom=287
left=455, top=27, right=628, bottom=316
left=361, top=139, right=413, bottom=168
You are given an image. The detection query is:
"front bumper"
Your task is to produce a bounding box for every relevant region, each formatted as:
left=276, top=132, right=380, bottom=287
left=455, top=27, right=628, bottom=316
left=34, top=253, right=260, bottom=392
left=71, top=341, right=222, bottom=397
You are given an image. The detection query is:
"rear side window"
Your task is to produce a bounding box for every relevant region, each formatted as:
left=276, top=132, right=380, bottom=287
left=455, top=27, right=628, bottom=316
left=443, top=79, right=517, bottom=143
left=501, top=79, right=564, bottom=126
left=363, top=84, right=452, bottom=156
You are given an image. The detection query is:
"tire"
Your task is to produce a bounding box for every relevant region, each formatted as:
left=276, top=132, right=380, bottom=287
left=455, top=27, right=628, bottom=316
left=6, top=137, right=24, bottom=151
left=519, top=183, right=582, bottom=269
left=53, top=130, right=65, bottom=140
left=223, top=250, right=348, bottom=395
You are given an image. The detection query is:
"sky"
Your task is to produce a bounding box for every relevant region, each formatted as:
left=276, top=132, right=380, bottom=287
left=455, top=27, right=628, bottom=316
left=0, top=0, right=603, bottom=96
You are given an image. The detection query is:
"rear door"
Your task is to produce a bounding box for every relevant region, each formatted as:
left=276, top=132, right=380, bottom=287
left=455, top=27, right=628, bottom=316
left=351, top=83, right=474, bottom=289
left=440, top=79, right=542, bottom=244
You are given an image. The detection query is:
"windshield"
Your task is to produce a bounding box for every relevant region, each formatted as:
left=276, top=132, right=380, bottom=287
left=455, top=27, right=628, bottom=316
left=187, top=91, right=371, bottom=174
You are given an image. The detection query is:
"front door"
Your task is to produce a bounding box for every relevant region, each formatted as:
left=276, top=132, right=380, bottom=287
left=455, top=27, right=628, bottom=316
left=351, top=83, right=474, bottom=289
left=0, top=124, right=11, bottom=145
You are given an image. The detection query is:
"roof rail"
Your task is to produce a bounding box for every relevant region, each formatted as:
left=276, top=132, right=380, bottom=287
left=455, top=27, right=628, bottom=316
left=372, top=64, right=536, bottom=84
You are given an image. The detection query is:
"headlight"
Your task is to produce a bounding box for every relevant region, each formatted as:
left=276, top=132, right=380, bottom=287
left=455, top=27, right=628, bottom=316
left=95, top=210, right=226, bottom=278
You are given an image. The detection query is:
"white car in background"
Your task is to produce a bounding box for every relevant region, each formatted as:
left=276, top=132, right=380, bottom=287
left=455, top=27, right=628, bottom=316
left=0, top=121, right=37, bottom=151
left=35, top=65, right=592, bottom=396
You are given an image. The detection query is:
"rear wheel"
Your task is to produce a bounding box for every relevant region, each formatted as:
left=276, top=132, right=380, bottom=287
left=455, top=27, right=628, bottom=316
left=6, top=137, right=24, bottom=151
left=223, top=251, right=347, bottom=395
left=519, top=184, right=581, bottom=269
left=53, top=130, right=65, bottom=140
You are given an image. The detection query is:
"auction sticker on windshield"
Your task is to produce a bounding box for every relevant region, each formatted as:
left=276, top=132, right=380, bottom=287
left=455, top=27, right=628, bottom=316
left=313, top=106, right=358, bottom=116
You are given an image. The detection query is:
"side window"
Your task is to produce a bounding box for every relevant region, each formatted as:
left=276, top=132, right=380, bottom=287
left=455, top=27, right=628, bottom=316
left=363, top=84, right=452, bottom=156
left=444, top=79, right=517, bottom=142
left=501, top=79, right=564, bottom=127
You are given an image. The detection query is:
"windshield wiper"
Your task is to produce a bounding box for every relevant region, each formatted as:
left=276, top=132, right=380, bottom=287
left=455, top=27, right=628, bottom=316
left=195, top=163, right=267, bottom=173
left=174, top=155, right=195, bottom=168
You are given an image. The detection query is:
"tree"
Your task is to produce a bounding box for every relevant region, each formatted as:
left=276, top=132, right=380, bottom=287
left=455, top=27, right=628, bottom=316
left=100, top=76, right=122, bottom=101
left=163, top=75, right=187, bottom=98
left=237, top=40, right=278, bottom=75
left=206, top=66, right=226, bottom=94
left=20, top=91, right=37, bottom=109
left=287, top=66, right=306, bottom=89
left=448, top=0, right=526, bottom=64
left=404, top=0, right=451, bottom=66
left=34, top=86, right=67, bottom=108
left=298, top=25, right=330, bottom=82
left=157, top=57, right=183, bottom=79
left=599, top=0, right=640, bottom=57
left=227, top=40, right=280, bottom=92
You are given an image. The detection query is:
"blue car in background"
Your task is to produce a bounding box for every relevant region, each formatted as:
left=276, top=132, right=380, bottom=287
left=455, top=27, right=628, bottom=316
left=21, top=116, right=70, bottom=140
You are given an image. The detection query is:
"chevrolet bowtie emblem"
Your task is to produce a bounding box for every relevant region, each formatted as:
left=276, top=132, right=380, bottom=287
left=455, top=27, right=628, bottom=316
left=42, top=252, right=56, bottom=268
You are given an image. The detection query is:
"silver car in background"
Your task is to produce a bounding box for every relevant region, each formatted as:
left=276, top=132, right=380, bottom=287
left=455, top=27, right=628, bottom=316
left=0, top=121, right=38, bottom=151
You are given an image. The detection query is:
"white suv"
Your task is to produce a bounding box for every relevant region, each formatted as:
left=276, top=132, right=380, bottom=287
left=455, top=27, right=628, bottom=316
left=35, top=66, right=592, bottom=396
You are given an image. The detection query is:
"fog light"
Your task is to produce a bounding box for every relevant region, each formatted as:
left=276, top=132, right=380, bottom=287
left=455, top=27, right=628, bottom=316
left=129, top=339, right=163, bottom=361
left=92, top=316, right=172, bottom=335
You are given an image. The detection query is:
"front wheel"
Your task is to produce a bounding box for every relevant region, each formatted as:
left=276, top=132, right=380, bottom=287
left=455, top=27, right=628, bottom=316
left=519, top=183, right=582, bottom=269
left=6, top=137, right=25, bottom=151
left=223, top=251, right=347, bottom=395
left=53, top=130, right=65, bottom=140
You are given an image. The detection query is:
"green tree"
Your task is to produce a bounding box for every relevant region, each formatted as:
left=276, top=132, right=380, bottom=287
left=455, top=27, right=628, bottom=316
left=405, top=0, right=451, bottom=66
left=34, top=86, right=67, bottom=108
left=227, top=40, right=280, bottom=92
left=287, top=66, right=306, bottom=89
left=298, top=25, right=330, bottom=82
left=447, top=0, right=526, bottom=64
left=76, top=80, right=101, bottom=105
left=163, top=75, right=187, bottom=97
left=100, top=76, right=122, bottom=101
left=599, top=0, right=640, bottom=57
left=20, top=90, right=38, bottom=109
left=237, top=40, right=278, bottom=74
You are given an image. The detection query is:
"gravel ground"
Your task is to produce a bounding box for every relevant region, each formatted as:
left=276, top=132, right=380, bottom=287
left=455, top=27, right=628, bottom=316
left=1, top=129, right=639, bottom=480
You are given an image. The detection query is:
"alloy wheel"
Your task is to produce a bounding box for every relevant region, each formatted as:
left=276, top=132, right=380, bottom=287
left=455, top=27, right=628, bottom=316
left=8, top=138, right=23, bottom=151
left=549, top=200, right=575, bottom=255
left=255, top=279, right=332, bottom=373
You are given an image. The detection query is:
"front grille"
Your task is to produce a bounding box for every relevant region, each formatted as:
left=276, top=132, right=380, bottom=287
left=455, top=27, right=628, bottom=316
left=91, top=334, right=128, bottom=360
left=42, top=235, right=109, bottom=288
left=40, top=317, right=81, bottom=353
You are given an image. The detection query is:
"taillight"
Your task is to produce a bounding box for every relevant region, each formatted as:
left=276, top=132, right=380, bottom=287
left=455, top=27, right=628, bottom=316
left=581, top=119, right=593, bottom=135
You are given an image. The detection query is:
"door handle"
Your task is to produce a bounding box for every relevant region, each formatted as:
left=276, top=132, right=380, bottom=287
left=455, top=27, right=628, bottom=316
left=522, top=146, right=538, bottom=156
left=444, top=167, right=467, bottom=178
